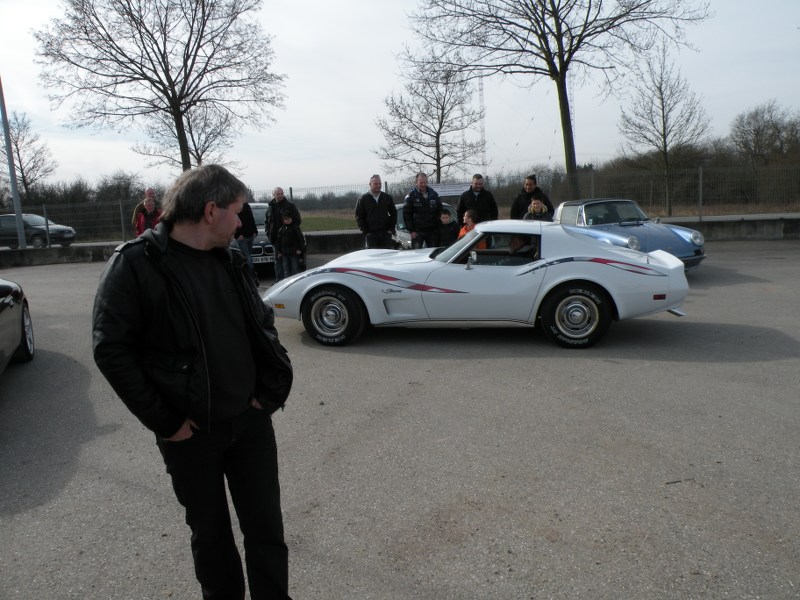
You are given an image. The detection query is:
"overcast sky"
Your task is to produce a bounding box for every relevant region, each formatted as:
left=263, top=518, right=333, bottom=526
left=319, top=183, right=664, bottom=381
left=1, top=0, right=799, bottom=192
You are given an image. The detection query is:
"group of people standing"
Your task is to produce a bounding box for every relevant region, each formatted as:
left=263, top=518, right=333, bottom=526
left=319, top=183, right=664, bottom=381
left=354, top=171, right=553, bottom=250
left=131, top=184, right=307, bottom=284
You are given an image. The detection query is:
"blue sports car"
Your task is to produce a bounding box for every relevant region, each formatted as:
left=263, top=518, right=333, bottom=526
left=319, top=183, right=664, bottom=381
left=553, top=199, right=705, bottom=269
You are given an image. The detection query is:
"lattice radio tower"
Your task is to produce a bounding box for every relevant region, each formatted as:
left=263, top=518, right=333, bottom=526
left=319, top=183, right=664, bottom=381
left=478, top=76, right=487, bottom=173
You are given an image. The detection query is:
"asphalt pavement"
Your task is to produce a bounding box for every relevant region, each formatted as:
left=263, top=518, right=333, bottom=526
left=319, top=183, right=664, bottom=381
left=1, top=240, right=799, bottom=599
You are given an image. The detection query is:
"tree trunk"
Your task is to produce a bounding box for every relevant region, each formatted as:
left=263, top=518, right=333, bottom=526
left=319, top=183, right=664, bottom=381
left=172, top=107, right=192, bottom=171
left=554, top=75, right=579, bottom=199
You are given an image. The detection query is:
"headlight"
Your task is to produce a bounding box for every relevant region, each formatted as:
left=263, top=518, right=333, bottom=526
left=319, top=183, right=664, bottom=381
left=691, top=231, right=704, bottom=246
left=626, top=236, right=640, bottom=251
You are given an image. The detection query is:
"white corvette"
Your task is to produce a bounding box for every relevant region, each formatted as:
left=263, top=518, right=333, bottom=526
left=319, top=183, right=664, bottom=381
left=264, top=220, right=689, bottom=348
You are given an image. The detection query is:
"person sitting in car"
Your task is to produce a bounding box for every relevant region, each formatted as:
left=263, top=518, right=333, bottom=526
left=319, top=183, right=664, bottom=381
left=508, top=234, right=535, bottom=256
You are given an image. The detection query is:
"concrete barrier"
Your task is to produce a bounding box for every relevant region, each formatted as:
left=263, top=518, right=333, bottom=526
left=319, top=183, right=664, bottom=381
left=1, top=216, right=798, bottom=269
left=664, top=215, right=800, bottom=241
left=0, top=243, right=119, bottom=269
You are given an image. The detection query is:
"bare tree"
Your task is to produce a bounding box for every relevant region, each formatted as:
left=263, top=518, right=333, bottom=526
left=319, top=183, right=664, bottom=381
left=133, top=105, right=236, bottom=169
left=35, top=0, right=285, bottom=171
left=409, top=0, right=710, bottom=195
left=0, top=112, right=58, bottom=200
left=374, top=65, right=484, bottom=183
left=618, top=44, right=710, bottom=214
left=730, top=100, right=800, bottom=167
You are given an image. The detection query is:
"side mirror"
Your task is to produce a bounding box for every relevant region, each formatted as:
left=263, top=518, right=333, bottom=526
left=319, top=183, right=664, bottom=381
left=466, top=251, right=476, bottom=270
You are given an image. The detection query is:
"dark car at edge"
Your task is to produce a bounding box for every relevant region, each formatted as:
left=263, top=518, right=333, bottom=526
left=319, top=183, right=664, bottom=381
left=0, top=213, right=77, bottom=249
left=0, top=276, right=35, bottom=375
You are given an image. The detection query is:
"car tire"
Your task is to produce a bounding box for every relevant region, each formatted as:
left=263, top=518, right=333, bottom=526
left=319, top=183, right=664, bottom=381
left=12, top=303, right=35, bottom=363
left=31, top=235, right=46, bottom=249
left=302, top=286, right=366, bottom=346
left=540, top=283, right=612, bottom=348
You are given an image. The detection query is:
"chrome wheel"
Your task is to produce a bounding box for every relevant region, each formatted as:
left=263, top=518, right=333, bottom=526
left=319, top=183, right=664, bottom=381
left=301, top=287, right=365, bottom=346
left=541, top=284, right=612, bottom=348
left=309, top=295, right=349, bottom=338
left=553, top=294, right=600, bottom=339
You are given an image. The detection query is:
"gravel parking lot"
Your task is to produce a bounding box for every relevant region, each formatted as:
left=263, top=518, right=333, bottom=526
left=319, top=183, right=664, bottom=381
left=1, top=240, right=798, bottom=599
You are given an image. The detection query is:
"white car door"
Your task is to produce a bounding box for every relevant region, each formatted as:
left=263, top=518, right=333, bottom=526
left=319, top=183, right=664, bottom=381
left=421, top=234, right=546, bottom=322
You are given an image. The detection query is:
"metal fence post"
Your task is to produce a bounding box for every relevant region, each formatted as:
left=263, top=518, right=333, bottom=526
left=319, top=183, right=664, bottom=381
left=698, top=166, right=704, bottom=222
left=42, top=203, right=52, bottom=247
left=120, top=198, right=128, bottom=242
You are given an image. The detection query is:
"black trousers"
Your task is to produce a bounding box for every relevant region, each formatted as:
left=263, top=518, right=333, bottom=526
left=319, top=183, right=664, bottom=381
left=157, top=407, right=290, bottom=600
left=411, top=230, right=435, bottom=249
left=365, top=231, right=393, bottom=249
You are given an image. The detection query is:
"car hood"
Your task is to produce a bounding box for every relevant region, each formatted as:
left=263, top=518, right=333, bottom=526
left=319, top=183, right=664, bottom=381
left=324, top=247, right=433, bottom=269
left=47, top=224, right=75, bottom=233
left=594, top=222, right=693, bottom=254
left=266, top=248, right=433, bottom=297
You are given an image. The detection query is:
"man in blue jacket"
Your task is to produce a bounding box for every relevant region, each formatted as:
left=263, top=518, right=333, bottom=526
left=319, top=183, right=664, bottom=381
left=92, top=164, right=294, bottom=600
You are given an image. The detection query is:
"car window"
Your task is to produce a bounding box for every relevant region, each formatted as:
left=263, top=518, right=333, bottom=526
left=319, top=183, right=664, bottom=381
left=250, top=203, right=269, bottom=227
left=468, top=233, right=540, bottom=266
left=440, top=231, right=541, bottom=266
left=23, top=214, right=49, bottom=226
left=559, top=205, right=579, bottom=225
left=616, top=202, right=648, bottom=221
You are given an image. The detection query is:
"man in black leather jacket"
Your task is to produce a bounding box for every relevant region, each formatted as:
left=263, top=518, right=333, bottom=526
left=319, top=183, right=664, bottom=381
left=93, top=164, right=294, bottom=600
left=456, top=173, right=498, bottom=225
left=403, top=172, right=442, bottom=249
left=354, top=174, right=397, bottom=249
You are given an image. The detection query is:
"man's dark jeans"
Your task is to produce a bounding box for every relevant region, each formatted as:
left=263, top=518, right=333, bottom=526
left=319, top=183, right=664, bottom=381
left=157, top=407, right=290, bottom=600
left=365, top=231, right=393, bottom=249
left=411, top=230, right=435, bottom=249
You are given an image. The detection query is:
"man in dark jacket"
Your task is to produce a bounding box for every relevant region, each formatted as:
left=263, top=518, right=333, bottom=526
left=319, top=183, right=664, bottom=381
left=354, top=174, right=397, bottom=248
left=509, top=174, right=554, bottom=219
left=267, top=187, right=302, bottom=281
left=92, top=164, right=294, bottom=600
left=234, top=197, right=259, bottom=280
left=457, top=173, right=498, bottom=225
left=403, top=172, right=442, bottom=249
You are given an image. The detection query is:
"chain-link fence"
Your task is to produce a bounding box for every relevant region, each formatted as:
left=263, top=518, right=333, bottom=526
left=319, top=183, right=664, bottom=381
left=4, top=165, right=799, bottom=244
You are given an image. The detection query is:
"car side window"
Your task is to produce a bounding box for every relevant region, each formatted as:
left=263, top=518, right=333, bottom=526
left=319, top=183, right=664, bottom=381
left=560, top=205, right=579, bottom=225
left=467, top=233, right=541, bottom=266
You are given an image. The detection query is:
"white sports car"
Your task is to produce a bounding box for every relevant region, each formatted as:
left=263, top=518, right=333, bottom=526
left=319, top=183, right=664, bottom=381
left=264, top=220, right=689, bottom=348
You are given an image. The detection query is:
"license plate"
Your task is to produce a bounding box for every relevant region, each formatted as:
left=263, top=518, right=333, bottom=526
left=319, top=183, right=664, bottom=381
left=252, top=255, right=275, bottom=264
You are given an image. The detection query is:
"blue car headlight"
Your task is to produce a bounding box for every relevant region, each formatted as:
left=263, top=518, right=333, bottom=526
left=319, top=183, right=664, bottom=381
left=690, top=231, right=704, bottom=246
left=626, top=236, right=640, bottom=251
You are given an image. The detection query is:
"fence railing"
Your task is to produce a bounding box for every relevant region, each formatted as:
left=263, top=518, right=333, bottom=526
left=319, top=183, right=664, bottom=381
left=6, top=165, right=799, bottom=244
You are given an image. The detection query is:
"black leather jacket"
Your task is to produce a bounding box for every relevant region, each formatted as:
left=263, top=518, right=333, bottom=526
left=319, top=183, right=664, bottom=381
left=92, top=223, right=293, bottom=438
left=403, top=187, right=442, bottom=234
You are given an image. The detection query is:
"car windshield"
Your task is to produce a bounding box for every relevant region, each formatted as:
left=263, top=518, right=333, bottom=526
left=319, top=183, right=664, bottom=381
left=250, top=203, right=269, bottom=226
left=583, top=201, right=649, bottom=225
left=24, top=214, right=56, bottom=226
left=434, top=229, right=480, bottom=263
